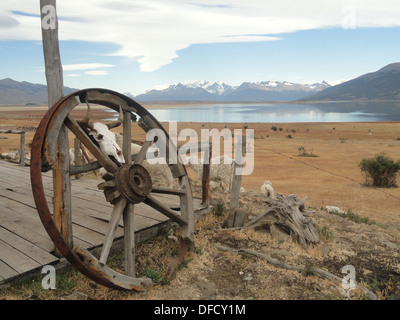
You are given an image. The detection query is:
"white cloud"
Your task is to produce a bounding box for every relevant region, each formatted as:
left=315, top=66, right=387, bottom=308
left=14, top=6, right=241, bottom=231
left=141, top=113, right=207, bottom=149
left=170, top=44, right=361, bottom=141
left=84, top=70, right=109, bottom=76
left=328, top=79, right=350, bottom=86
left=1, top=1, right=400, bottom=71
left=63, top=63, right=114, bottom=71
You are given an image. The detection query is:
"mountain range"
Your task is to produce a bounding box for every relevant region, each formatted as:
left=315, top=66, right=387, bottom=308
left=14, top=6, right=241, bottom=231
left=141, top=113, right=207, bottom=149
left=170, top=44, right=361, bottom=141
left=133, top=80, right=331, bottom=102
left=1, top=63, right=399, bottom=104
left=0, top=78, right=78, bottom=105
left=302, top=63, right=400, bottom=101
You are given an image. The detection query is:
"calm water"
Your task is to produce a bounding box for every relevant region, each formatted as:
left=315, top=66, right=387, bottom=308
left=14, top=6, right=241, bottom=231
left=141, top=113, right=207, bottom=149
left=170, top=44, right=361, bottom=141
left=146, top=101, right=400, bottom=123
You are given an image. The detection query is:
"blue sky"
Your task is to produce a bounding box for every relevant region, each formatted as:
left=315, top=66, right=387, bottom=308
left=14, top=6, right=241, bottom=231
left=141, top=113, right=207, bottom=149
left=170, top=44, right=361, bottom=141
left=0, top=1, right=399, bottom=95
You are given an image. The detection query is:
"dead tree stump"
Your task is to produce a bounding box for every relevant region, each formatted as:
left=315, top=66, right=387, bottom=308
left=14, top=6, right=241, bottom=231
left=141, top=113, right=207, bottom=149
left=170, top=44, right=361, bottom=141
left=246, top=193, right=320, bottom=249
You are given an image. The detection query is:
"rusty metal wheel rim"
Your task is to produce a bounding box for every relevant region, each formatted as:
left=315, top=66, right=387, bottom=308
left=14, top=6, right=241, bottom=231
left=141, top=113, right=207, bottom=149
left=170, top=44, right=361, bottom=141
left=30, top=88, right=194, bottom=290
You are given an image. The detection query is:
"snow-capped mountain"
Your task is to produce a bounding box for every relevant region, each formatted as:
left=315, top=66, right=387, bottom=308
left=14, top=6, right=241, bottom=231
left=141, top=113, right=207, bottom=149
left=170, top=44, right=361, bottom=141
left=135, top=80, right=330, bottom=102
left=181, top=80, right=237, bottom=96
left=136, top=80, right=237, bottom=101
left=133, top=80, right=330, bottom=102
left=226, top=80, right=331, bottom=101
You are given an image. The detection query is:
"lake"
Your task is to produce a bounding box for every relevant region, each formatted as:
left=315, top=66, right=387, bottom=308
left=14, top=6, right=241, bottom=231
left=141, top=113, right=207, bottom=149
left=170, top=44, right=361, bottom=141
left=146, top=101, right=400, bottom=123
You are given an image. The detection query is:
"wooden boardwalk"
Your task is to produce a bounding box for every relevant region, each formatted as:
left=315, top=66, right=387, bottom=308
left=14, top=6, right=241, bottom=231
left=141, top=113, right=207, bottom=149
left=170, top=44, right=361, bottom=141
left=0, top=160, right=206, bottom=286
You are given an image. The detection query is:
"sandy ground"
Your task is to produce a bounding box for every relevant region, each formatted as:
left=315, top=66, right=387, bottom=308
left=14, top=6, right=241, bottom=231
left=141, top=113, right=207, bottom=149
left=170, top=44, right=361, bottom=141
left=0, top=103, right=400, bottom=300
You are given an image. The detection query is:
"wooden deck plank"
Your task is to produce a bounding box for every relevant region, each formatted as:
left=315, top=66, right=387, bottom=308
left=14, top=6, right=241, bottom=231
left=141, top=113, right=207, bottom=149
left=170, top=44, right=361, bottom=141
left=0, top=227, right=58, bottom=266
left=0, top=201, right=91, bottom=252
left=1, top=220, right=56, bottom=253
left=0, top=238, right=41, bottom=275
left=0, top=260, right=19, bottom=281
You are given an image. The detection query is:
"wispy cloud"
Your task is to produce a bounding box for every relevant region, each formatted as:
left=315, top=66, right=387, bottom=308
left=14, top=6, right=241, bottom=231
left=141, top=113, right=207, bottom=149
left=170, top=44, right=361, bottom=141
left=84, top=70, right=109, bottom=76
left=1, top=1, right=400, bottom=72
left=63, top=63, right=114, bottom=71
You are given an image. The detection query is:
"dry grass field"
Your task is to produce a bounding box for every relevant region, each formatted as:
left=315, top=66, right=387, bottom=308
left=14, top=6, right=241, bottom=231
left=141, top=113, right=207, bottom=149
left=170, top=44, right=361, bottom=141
left=0, top=104, right=399, bottom=300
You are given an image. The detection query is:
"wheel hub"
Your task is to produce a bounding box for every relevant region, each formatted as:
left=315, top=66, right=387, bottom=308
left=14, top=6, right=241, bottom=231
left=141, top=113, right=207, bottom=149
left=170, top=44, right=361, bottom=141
left=99, top=164, right=152, bottom=204
left=116, top=164, right=152, bottom=203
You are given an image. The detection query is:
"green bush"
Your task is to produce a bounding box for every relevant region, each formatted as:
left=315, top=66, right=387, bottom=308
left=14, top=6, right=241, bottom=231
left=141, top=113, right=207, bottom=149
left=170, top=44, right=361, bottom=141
left=359, top=153, right=400, bottom=188
left=297, top=146, right=318, bottom=158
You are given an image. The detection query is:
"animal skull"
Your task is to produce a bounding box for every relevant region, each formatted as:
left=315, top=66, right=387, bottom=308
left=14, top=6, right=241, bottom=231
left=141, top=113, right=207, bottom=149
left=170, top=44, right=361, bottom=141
left=89, top=122, right=125, bottom=163
left=79, top=101, right=125, bottom=163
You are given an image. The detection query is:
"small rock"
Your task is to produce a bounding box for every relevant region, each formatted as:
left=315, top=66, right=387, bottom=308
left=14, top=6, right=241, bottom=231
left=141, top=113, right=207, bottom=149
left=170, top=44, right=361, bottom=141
left=326, top=206, right=345, bottom=215
left=320, top=246, right=331, bottom=256
left=269, top=224, right=290, bottom=242
left=197, top=276, right=208, bottom=282
left=338, top=288, right=351, bottom=299
left=244, top=276, right=253, bottom=281
left=64, top=291, right=88, bottom=300
left=197, top=280, right=217, bottom=294
left=380, top=239, right=398, bottom=250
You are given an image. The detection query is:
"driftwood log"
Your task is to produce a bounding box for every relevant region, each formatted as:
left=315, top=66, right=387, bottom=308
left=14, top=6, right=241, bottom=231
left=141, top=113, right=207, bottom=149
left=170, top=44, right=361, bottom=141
left=245, top=193, right=320, bottom=249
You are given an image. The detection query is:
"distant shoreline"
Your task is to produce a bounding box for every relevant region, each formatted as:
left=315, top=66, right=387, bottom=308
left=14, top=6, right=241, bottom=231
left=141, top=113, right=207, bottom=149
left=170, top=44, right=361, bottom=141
left=1, top=99, right=399, bottom=111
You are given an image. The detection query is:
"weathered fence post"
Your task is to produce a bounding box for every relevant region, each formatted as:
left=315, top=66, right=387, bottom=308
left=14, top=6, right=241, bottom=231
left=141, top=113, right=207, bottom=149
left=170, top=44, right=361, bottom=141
left=201, top=143, right=212, bottom=207
left=73, top=138, right=81, bottom=179
left=40, top=0, right=73, bottom=254
left=19, top=132, right=25, bottom=167
left=226, top=135, right=246, bottom=228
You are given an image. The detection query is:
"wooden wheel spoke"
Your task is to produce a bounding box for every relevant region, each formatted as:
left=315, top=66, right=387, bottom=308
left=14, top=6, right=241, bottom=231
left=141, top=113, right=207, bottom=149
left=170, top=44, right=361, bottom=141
left=99, top=198, right=128, bottom=266
left=123, top=203, right=135, bottom=277
left=64, top=115, right=118, bottom=174
left=70, top=161, right=102, bottom=176
left=151, top=186, right=186, bottom=196
left=144, top=195, right=187, bottom=226
left=134, top=140, right=152, bottom=165
left=122, top=110, right=132, bottom=165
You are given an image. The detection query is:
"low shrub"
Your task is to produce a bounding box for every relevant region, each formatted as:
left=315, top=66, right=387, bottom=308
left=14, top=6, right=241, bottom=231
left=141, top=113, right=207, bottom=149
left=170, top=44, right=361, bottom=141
left=359, top=152, right=400, bottom=188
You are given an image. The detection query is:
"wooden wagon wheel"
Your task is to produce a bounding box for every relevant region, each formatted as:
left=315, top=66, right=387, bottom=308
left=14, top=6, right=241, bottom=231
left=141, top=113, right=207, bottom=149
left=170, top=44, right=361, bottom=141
left=30, top=88, right=194, bottom=291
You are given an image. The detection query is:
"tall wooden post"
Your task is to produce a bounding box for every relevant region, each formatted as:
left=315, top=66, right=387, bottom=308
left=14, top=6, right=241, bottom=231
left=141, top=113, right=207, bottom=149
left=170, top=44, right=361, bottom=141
left=226, top=135, right=246, bottom=228
left=73, top=138, right=82, bottom=179
left=19, top=132, right=25, bottom=167
left=201, top=143, right=212, bottom=207
left=40, top=0, right=73, bottom=253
